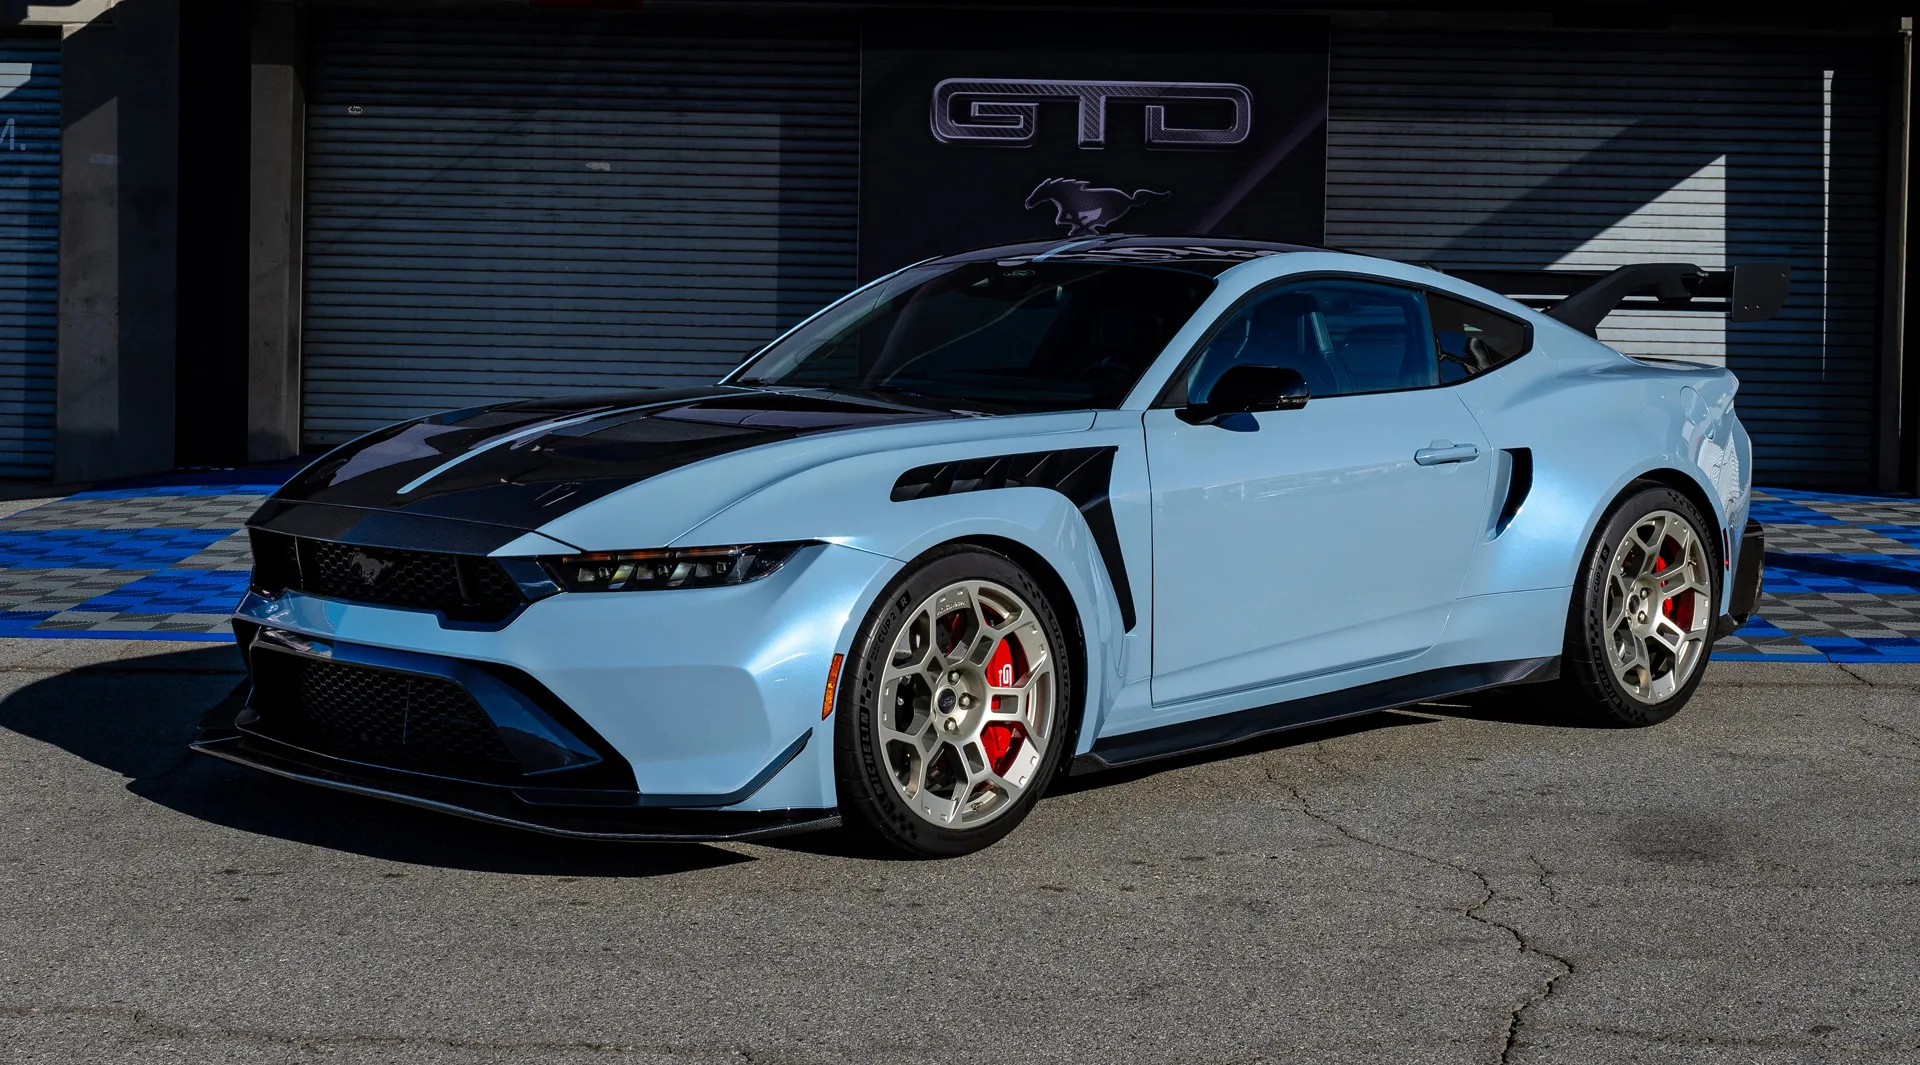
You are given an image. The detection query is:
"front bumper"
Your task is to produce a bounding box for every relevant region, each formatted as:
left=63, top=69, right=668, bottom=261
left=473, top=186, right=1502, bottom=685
left=219, top=541, right=900, bottom=815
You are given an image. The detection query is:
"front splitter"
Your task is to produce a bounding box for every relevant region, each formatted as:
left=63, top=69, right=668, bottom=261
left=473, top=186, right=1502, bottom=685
left=191, top=735, right=840, bottom=843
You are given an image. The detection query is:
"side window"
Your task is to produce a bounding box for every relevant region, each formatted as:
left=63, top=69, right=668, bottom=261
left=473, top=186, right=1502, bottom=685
left=1183, top=279, right=1436, bottom=404
left=1427, top=292, right=1530, bottom=384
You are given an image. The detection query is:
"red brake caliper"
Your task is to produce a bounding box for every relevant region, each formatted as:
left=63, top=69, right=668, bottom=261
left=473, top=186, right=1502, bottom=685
left=980, top=636, right=1027, bottom=776
left=1655, top=545, right=1695, bottom=627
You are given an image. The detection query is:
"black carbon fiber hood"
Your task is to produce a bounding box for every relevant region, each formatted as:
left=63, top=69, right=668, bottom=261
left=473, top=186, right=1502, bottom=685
left=260, top=387, right=955, bottom=534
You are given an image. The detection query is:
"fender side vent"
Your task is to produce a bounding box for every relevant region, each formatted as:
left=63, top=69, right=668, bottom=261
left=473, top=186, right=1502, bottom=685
left=1496, top=448, right=1533, bottom=535
left=891, top=446, right=1136, bottom=631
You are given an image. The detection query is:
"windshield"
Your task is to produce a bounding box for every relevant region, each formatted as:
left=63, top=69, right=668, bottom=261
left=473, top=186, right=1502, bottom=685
left=732, top=261, right=1216, bottom=413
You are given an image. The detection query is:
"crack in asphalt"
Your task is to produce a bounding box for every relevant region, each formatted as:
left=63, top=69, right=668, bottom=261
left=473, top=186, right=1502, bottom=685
left=1526, top=855, right=1563, bottom=909
left=0, top=1002, right=794, bottom=1060
left=1859, top=715, right=1920, bottom=750
left=1275, top=757, right=1573, bottom=1065
left=1838, top=663, right=1920, bottom=691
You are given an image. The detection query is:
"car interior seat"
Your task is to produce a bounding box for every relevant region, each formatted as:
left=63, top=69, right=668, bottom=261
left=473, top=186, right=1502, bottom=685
left=1188, top=291, right=1349, bottom=402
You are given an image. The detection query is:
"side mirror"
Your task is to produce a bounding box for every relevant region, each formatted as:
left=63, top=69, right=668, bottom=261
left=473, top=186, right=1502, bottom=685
left=1177, top=364, right=1309, bottom=425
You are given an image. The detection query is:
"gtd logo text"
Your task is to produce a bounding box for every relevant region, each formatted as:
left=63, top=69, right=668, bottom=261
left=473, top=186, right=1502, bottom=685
left=930, top=78, right=1253, bottom=149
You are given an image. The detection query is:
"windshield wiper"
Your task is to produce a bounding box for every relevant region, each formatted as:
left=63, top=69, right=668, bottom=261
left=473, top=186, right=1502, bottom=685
left=859, top=385, right=993, bottom=417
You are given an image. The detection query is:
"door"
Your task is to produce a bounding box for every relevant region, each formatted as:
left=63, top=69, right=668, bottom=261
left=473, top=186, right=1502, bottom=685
left=0, top=37, right=57, bottom=478
left=300, top=9, right=859, bottom=449
left=1146, top=278, right=1494, bottom=706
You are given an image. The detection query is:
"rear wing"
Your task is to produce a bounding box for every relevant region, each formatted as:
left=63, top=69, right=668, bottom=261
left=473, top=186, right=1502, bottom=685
left=1448, top=262, right=1792, bottom=337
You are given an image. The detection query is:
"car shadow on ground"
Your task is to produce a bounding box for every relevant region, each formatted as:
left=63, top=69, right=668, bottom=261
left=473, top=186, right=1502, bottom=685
left=764, top=709, right=1452, bottom=860
left=2, top=647, right=1610, bottom=872
left=1416, top=680, right=1621, bottom=730
left=1048, top=709, right=1442, bottom=797
left=756, top=682, right=1618, bottom=858
left=0, top=646, right=750, bottom=878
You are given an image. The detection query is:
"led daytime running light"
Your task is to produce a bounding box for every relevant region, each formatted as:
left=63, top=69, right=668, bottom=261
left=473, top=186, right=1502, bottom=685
left=541, top=542, right=812, bottom=592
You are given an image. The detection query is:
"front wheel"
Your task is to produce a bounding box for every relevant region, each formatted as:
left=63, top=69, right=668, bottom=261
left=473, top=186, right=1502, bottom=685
left=1560, top=485, right=1719, bottom=727
left=834, top=545, right=1074, bottom=858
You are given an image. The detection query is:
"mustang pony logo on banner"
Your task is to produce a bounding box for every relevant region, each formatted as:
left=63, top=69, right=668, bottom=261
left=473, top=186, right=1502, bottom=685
left=1025, top=178, right=1170, bottom=237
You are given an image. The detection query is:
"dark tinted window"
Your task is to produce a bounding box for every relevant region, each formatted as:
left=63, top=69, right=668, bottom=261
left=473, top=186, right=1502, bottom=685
left=1182, top=279, right=1436, bottom=403
left=1427, top=292, right=1530, bottom=383
left=734, top=262, right=1215, bottom=413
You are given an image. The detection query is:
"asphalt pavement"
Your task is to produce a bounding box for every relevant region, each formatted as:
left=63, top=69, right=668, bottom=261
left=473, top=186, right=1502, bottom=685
left=1, top=637, right=1916, bottom=1065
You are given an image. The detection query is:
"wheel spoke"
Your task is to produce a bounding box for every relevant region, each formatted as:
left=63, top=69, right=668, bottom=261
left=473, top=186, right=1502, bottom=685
left=887, top=607, right=933, bottom=674
left=1659, top=566, right=1707, bottom=598
left=1605, top=582, right=1629, bottom=627
left=1635, top=517, right=1668, bottom=576
left=913, top=781, right=961, bottom=825
left=990, top=736, right=1045, bottom=795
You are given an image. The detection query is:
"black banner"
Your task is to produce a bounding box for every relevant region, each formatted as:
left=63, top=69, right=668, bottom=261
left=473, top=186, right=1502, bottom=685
left=858, top=11, right=1329, bottom=280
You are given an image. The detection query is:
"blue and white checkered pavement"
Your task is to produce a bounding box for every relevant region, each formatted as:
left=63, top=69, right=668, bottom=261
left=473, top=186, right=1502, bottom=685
left=0, top=476, right=1915, bottom=659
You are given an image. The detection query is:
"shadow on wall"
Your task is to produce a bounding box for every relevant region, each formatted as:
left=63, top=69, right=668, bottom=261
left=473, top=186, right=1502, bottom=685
left=1330, top=32, right=1885, bottom=486
left=0, top=645, right=749, bottom=877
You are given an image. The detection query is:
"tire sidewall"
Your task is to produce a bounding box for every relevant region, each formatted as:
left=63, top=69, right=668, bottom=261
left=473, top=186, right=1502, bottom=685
left=833, top=545, right=1075, bottom=858
left=1570, top=486, right=1721, bottom=726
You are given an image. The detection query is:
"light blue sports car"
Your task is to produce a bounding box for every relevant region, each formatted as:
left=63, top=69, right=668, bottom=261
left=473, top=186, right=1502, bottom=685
left=196, top=236, right=1776, bottom=857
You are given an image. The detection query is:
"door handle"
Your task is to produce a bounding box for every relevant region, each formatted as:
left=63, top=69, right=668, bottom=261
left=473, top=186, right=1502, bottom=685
left=1414, top=442, right=1481, bottom=466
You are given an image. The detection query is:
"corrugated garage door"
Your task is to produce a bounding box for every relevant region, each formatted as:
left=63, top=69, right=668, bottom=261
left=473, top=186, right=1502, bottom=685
left=0, top=37, right=58, bottom=478
left=301, top=12, right=859, bottom=447
left=1327, top=32, right=1886, bottom=486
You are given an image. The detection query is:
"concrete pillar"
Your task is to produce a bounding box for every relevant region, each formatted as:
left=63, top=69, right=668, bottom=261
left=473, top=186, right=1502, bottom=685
left=53, top=0, right=180, bottom=482
left=247, top=0, right=304, bottom=461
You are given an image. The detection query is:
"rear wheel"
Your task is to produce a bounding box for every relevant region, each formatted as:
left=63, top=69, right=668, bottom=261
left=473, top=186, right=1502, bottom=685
left=834, top=546, right=1073, bottom=858
left=1561, top=486, right=1719, bottom=726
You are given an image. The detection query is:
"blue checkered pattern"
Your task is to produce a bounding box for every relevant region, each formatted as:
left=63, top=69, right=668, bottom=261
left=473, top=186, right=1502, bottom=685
left=76, top=568, right=255, bottom=615
left=0, top=477, right=282, bottom=641
left=1716, top=489, right=1920, bottom=662
left=0, top=476, right=1915, bottom=656
left=0, top=528, right=237, bottom=569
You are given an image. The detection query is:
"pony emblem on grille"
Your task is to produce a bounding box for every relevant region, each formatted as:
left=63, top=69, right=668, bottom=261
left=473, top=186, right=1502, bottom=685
left=347, top=551, right=391, bottom=586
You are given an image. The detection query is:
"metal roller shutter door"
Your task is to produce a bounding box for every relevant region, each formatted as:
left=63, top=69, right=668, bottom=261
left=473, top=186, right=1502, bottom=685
left=1327, top=32, right=1886, bottom=486
left=0, top=38, right=58, bottom=478
left=301, top=12, right=859, bottom=448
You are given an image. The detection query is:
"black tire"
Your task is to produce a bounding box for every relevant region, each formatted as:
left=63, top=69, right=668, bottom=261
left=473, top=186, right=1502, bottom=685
left=834, top=544, right=1075, bottom=858
left=1559, top=484, right=1720, bottom=727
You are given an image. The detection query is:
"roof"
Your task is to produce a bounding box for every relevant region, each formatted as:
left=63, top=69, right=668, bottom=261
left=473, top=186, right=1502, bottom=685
left=942, top=234, right=1326, bottom=277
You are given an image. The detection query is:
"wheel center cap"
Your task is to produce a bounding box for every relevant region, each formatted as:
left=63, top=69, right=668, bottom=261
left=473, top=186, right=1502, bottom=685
left=937, top=689, right=957, bottom=713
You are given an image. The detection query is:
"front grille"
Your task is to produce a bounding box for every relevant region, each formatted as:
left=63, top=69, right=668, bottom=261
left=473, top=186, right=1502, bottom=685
left=248, top=650, right=521, bottom=782
left=249, top=530, right=525, bottom=623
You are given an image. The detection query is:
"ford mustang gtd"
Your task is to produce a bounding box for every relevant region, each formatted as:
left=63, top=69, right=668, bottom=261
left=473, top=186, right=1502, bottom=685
left=196, top=236, right=1775, bottom=857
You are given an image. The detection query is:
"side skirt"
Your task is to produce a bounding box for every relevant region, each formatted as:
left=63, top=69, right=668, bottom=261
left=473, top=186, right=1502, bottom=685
left=1072, top=656, right=1561, bottom=773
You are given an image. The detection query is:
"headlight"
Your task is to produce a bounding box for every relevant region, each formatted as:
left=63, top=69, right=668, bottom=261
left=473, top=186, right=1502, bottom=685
left=539, top=542, right=815, bottom=592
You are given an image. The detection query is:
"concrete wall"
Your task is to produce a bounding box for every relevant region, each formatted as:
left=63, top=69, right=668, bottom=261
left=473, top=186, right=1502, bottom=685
left=52, top=0, right=180, bottom=482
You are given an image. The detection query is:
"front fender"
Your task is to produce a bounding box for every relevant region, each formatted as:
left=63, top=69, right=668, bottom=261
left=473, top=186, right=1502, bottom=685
left=805, top=489, right=1128, bottom=762
left=682, top=429, right=1142, bottom=759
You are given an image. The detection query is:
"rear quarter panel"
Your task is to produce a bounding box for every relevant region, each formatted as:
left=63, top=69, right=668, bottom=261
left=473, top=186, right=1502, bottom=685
left=1453, top=317, right=1751, bottom=614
